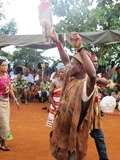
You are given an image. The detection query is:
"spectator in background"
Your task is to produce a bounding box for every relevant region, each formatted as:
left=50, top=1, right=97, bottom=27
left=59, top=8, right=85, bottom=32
left=14, top=65, right=23, bottom=75
left=23, top=68, right=34, bottom=85
left=38, top=77, right=50, bottom=104
left=43, top=62, right=51, bottom=80
left=34, top=70, right=40, bottom=82
left=90, top=53, right=109, bottom=160
left=116, top=66, right=120, bottom=90
left=29, top=82, right=40, bottom=102
left=13, top=73, right=29, bottom=104
left=9, top=68, right=15, bottom=80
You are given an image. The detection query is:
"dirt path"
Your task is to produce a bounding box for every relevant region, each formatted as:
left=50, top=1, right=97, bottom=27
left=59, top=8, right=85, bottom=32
left=0, top=102, right=120, bottom=160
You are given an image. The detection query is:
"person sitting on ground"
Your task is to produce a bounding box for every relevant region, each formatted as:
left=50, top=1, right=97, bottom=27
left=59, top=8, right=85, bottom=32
left=38, top=77, right=50, bottom=103
left=29, top=82, right=40, bottom=102
left=13, top=73, right=29, bottom=104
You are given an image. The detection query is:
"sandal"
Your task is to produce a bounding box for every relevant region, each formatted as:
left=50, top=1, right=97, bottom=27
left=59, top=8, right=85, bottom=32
left=0, top=145, right=10, bottom=151
left=0, top=138, right=10, bottom=151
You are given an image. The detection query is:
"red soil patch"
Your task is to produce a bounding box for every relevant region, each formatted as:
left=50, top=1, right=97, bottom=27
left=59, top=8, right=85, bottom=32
left=0, top=102, right=120, bottom=160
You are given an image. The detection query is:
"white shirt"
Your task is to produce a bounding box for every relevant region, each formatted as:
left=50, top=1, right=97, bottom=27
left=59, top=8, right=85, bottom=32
left=24, top=73, right=34, bottom=83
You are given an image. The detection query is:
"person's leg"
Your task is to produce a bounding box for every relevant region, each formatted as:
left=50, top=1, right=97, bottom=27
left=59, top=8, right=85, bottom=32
left=0, top=137, right=10, bottom=151
left=68, top=152, right=76, bottom=160
left=90, top=129, right=109, bottom=160
left=0, top=101, right=10, bottom=151
left=41, top=91, right=48, bottom=109
left=40, top=91, right=44, bottom=103
left=42, top=91, right=48, bottom=102
left=23, top=88, right=29, bottom=104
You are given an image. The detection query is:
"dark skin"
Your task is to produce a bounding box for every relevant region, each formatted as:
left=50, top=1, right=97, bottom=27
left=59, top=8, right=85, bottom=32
left=50, top=31, right=96, bottom=96
left=92, top=56, right=109, bottom=86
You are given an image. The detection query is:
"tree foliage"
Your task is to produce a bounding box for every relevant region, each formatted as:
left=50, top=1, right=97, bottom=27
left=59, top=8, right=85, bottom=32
left=52, top=0, right=120, bottom=66
left=97, top=44, right=120, bottom=67
left=0, top=0, right=17, bottom=35
left=52, top=0, right=120, bottom=32
left=52, top=0, right=94, bottom=32
left=0, top=50, right=13, bottom=61
left=12, top=48, right=51, bottom=67
left=91, top=0, right=120, bottom=30
left=0, top=19, right=17, bottom=35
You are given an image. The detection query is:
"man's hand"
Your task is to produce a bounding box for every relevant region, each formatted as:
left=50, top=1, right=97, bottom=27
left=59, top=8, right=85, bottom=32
left=96, top=77, right=109, bottom=87
left=50, top=30, right=59, bottom=43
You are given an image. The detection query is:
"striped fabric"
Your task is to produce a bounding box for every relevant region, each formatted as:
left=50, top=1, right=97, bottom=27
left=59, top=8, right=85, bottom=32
left=47, top=88, right=61, bottom=127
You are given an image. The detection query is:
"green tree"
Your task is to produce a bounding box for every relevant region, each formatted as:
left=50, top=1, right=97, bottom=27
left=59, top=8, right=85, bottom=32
left=52, top=0, right=120, bottom=67
left=0, top=50, right=13, bottom=61
left=12, top=48, right=51, bottom=67
left=52, top=0, right=120, bottom=32
left=94, top=0, right=120, bottom=66
left=97, top=44, right=120, bottom=67
left=90, top=0, right=120, bottom=30
left=52, top=0, right=93, bottom=32
left=0, top=19, right=17, bottom=35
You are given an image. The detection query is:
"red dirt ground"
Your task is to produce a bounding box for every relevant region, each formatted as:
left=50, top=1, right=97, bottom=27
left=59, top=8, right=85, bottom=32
left=0, top=102, right=120, bottom=160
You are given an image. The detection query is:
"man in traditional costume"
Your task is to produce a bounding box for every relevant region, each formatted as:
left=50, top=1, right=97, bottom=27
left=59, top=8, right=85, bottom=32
left=49, top=31, right=96, bottom=160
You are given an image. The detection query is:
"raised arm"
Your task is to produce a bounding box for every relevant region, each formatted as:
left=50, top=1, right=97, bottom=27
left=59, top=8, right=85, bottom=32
left=78, top=48, right=96, bottom=95
left=78, top=48, right=96, bottom=81
left=51, top=31, right=70, bottom=65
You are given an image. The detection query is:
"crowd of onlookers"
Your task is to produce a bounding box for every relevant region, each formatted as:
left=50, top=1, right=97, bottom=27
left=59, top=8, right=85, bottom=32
left=8, top=62, right=52, bottom=105
left=7, top=61, right=120, bottom=112
left=96, top=63, right=120, bottom=112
